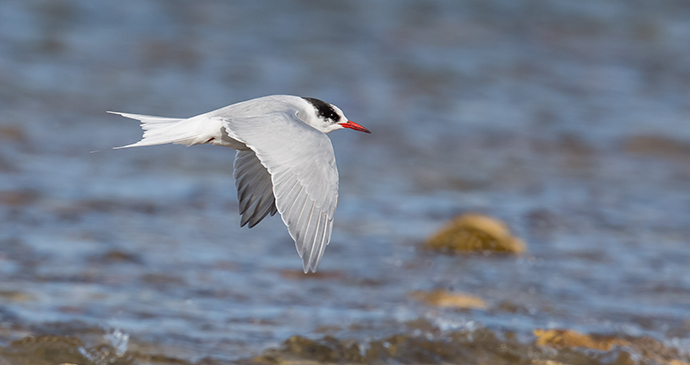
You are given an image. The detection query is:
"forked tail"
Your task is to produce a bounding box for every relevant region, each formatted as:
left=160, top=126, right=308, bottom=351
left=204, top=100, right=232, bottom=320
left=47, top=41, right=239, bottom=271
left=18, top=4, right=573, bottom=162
left=109, top=111, right=197, bottom=149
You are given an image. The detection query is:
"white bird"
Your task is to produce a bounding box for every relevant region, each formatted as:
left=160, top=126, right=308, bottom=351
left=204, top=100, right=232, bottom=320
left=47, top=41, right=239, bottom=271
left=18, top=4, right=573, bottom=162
left=110, top=95, right=370, bottom=273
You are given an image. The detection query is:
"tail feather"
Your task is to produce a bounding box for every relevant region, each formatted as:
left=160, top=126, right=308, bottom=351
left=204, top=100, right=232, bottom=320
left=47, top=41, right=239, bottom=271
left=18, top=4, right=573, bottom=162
left=109, top=111, right=197, bottom=149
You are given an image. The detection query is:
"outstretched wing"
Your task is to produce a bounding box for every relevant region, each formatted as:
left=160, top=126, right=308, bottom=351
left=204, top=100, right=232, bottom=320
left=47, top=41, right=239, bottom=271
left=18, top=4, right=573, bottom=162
left=219, top=112, right=338, bottom=273
left=233, top=149, right=278, bottom=228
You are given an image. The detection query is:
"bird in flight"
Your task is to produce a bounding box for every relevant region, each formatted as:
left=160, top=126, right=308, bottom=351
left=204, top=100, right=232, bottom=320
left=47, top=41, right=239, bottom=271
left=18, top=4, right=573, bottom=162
left=110, top=95, right=371, bottom=273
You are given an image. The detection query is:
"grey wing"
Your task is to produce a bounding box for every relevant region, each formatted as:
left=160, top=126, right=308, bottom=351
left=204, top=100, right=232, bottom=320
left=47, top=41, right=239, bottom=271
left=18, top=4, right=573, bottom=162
left=218, top=111, right=338, bottom=273
left=269, top=159, right=336, bottom=273
left=233, top=150, right=278, bottom=228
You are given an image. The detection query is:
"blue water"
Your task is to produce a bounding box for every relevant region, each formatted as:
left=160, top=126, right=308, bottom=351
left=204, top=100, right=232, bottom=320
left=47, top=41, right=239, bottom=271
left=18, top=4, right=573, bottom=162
left=1, top=0, right=689, bottom=361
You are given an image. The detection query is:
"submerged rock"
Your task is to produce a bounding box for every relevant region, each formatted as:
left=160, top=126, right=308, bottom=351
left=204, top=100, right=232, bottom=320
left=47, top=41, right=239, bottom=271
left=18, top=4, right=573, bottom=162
left=534, top=328, right=690, bottom=365
left=0, top=335, right=135, bottom=365
left=409, top=290, right=488, bottom=310
left=0, top=290, right=36, bottom=303
left=0, top=190, right=40, bottom=206
left=624, top=135, right=690, bottom=163
left=425, top=213, right=526, bottom=255
left=254, top=335, right=364, bottom=364
left=534, top=328, right=630, bottom=351
left=247, top=325, right=690, bottom=365
left=252, top=329, right=523, bottom=365
left=3, top=324, right=687, bottom=365
left=0, top=125, right=27, bottom=143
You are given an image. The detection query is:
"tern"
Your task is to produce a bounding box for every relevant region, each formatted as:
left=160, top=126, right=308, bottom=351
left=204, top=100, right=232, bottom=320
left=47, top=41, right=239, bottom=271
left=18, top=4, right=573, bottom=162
left=110, top=95, right=370, bottom=273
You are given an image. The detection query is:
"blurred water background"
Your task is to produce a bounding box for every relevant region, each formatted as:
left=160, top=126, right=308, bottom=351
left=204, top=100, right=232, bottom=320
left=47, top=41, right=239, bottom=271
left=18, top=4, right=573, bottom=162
left=1, top=0, right=690, bottom=363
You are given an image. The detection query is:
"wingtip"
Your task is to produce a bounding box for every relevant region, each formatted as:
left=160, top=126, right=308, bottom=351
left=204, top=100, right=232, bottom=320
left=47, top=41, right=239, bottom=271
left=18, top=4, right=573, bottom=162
left=302, top=263, right=317, bottom=274
left=106, top=111, right=143, bottom=120
left=112, top=143, right=139, bottom=150
left=301, top=255, right=322, bottom=273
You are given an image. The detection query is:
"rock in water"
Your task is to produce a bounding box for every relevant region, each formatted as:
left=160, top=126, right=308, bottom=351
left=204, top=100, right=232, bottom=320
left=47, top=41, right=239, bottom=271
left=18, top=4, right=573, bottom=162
left=425, top=213, right=526, bottom=255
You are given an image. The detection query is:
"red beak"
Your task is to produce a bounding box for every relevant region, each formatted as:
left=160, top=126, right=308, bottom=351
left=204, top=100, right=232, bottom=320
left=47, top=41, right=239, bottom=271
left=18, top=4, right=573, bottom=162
left=339, top=120, right=371, bottom=134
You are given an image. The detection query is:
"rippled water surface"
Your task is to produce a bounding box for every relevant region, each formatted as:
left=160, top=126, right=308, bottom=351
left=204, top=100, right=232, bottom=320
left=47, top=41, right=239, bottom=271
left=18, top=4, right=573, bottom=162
left=1, top=0, right=690, bottom=363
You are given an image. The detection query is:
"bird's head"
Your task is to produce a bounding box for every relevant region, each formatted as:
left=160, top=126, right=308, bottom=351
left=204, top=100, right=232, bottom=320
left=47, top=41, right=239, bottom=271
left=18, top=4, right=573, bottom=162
left=300, top=97, right=371, bottom=134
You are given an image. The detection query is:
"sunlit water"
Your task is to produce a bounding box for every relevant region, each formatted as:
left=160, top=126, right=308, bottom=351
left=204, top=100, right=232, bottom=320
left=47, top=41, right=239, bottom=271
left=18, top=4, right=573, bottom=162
left=1, top=0, right=689, bottom=362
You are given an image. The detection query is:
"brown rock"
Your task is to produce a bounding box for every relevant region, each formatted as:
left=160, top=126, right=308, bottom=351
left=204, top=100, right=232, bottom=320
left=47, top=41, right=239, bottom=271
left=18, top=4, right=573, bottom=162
left=409, top=290, right=488, bottom=310
left=0, top=191, right=40, bottom=206
left=625, top=135, right=690, bottom=163
left=0, top=126, right=27, bottom=143
left=425, top=213, right=526, bottom=254
left=533, top=329, right=630, bottom=351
